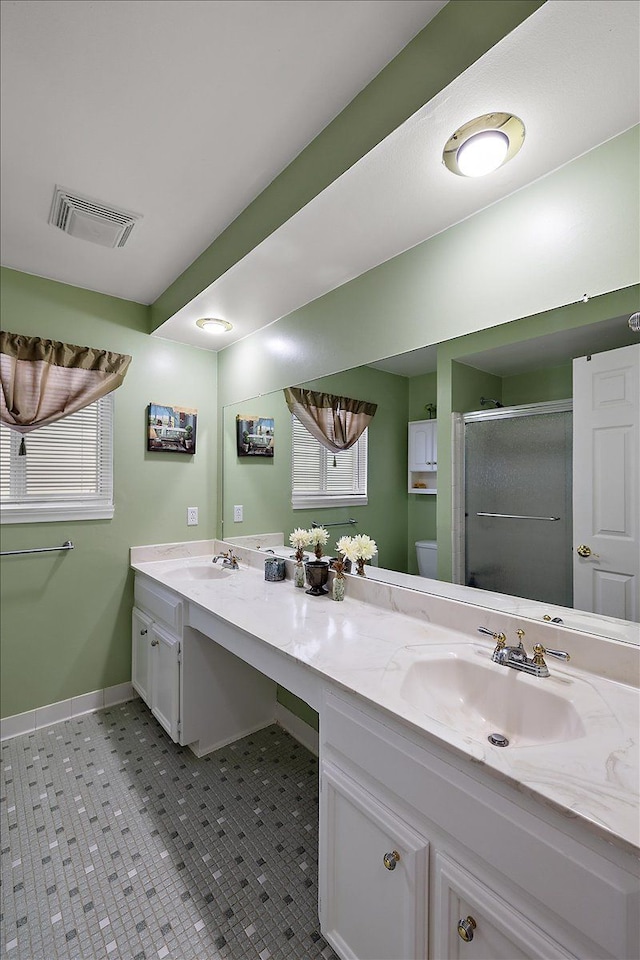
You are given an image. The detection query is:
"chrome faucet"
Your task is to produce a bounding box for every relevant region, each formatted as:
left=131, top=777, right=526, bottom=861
left=212, top=549, right=239, bottom=569
left=477, top=627, right=570, bottom=678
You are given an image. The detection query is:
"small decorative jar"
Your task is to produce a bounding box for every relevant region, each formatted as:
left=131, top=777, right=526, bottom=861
left=332, top=573, right=345, bottom=602
left=264, top=556, right=285, bottom=581
left=356, top=558, right=366, bottom=577
left=294, top=560, right=306, bottom=588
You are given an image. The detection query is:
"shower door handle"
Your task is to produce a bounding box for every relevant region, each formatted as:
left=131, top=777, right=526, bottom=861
left=476, top=512, right=561, bottom=521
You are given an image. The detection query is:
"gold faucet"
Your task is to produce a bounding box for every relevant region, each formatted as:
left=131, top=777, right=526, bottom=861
left=479, top=627, right=570, bottom=678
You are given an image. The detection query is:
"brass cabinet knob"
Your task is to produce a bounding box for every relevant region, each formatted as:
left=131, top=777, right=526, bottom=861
left=577, top=544, right=600, bottom=559
left=140, top=628, right=148, bottom=635
left=150, top=638, right=159, bottom=646
left=457, top=916, right=477, bottom=942
left=383, top=850, right=400, bottom=870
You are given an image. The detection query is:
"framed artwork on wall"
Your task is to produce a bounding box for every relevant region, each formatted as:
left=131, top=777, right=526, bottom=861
left=147, top=403, right=197, bottom=454
left=236, top=415, right=274, bottom=457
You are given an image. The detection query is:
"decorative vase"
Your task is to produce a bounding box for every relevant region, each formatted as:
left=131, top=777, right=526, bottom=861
left=332, top=573, right=345, bottom=602
left=314, top=545, right=324, bottom=561
left=356, top=558, right=366, bottom=577
left=305, top=560, right=329, bottom=596
left=294, top=560, right=306, bottom=588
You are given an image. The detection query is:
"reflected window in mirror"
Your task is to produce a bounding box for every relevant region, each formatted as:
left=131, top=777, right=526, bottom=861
left=291, top=416, right=368, bottom=509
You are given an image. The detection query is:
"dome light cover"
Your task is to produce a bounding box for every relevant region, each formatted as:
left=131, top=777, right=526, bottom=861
left=195, top=317, right=233, bottom=334
left=443, top=113, right=525, bottom=177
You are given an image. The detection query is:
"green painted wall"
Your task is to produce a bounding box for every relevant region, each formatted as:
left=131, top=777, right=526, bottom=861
left=502, top=363, right=572, bottom=405
left=222, top=365, right=409, bottom=572
left=0, top=268, right=218, bottom=718
left=152, top=0, right=544, bottom=329
left=451, top=363, right=502, bottom=413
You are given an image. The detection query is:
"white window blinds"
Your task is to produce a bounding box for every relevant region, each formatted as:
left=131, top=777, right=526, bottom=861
left=291, top=415, right=368, bottom=508
left=0, top=395, right=114, bottom=523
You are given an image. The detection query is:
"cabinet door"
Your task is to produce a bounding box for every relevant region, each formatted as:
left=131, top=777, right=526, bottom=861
left=150, top=623, right=180, bottom=742
left=319, top=762, right=428, bottom=960
left=433, top=853, right=577, bottom=960
left=132, top=607, right=153, bottom=707
left=409, top=420, right=437, bottom=470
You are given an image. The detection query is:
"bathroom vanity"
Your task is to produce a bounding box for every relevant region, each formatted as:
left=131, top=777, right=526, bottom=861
left=130, top=539, right=639, bottom=960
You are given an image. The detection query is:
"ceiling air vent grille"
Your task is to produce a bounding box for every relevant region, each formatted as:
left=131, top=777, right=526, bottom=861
left=48, top=186, right=142, bottom=248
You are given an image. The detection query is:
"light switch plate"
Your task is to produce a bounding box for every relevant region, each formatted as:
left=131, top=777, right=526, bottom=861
left=233, top=504, right=243, bottom=522
left=187, top=506, right=198, bottom=526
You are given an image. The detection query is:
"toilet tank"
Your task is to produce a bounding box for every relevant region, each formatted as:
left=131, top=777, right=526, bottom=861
left=415, top=540, right=438, bottom=578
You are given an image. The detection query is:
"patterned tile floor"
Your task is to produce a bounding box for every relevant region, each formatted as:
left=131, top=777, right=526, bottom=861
left=0, top=699, right=338, bottom=960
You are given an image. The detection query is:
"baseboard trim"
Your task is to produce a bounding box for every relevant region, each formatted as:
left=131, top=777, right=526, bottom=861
left=0, top=682, right=136, bottom=742
left=275, top=702, right=319, bottom=756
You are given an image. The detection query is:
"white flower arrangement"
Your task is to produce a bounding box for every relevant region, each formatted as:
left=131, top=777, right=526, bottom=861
left=336, top=535, right=359, bottom=564
left=353, top=533, right=377, bottom=562
left=289, top=527, right=312, bottom=551
left=309, top=526, right=329, bottom=547
left=335, top=533, right=378, bottom=575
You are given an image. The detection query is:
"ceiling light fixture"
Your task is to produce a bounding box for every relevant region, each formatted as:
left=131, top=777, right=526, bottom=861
left=195, top=317, right=233, bottom=335
left=443, top=113, right=525, bottom=178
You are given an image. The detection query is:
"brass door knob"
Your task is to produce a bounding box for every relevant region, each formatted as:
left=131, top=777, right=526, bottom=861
left=457, top=916, right=477, bottom=942
left=383, top=850, right=400, bottom=870
left=577, top=544, right=600, bottom=559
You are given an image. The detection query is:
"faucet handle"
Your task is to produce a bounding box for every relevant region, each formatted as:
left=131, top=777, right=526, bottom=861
left=533, top=643, right=571, bottom=666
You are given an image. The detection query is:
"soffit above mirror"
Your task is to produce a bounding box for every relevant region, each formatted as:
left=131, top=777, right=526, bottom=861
left=154, top=0, right=639, bottom=351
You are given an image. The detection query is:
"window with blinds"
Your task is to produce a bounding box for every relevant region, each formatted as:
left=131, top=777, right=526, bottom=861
left=0, top=395, right=114, bottom=523
left=291, top=415, right=368, bottom=508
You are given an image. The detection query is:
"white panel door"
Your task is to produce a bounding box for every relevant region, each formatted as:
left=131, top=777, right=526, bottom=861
left=319, top=762, right=428, bottom=960
left=433, top=853, right=577, bottom=960
left=150, top=623, right=180, bottom=741
left=131, top=607, right=153, bottom=707
left=573, top=344, right=640, bottom=620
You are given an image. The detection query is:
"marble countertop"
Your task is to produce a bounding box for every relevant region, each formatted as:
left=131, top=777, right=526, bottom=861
left=130, top=539, right=639, bottom=858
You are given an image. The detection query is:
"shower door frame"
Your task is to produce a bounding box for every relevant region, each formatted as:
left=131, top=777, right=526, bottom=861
left=451, top=399, right=573, bottom=587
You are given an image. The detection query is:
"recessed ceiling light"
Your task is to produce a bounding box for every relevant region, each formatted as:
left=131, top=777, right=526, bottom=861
left=443, top=113, right=525, bottom=177
left=195, top=317, right=233, bottom=334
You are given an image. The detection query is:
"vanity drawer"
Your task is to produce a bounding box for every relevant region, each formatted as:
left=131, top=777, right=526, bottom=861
left=321, top=690, right=639, bottom=960
left=134, top=575, right=182, bottom=633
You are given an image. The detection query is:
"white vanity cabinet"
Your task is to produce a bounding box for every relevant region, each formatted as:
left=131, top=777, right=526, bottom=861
left=320, top=762, right=429, bottom=960
left=320, top=691, right=638, bottom=960
left=408, top=419, right=437, bottom=493
left=132, top=573, right=276, bottom=756
left=132, top=581, right=182, bottom=741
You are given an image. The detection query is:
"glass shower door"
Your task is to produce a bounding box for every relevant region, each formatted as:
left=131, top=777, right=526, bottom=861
left=464, top=406, right=573, bottom=607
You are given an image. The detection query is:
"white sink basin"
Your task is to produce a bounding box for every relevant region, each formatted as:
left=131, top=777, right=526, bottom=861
left=395, top=645, right=589, bottom=747
left=161, top=559, right=235, bottom=581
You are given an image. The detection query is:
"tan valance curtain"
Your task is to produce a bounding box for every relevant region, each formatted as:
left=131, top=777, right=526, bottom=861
left=284, top=386, right=377, bottom=454
left=0, top=331, right=132, bottom=454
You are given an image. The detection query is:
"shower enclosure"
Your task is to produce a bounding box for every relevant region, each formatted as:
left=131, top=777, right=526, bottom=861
left=463, top=401, right=573, bottom=607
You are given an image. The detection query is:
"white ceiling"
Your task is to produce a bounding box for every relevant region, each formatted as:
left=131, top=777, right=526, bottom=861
left=1, top=0, right=638, bottom=357
left=0, top=0, right=446, bottom=302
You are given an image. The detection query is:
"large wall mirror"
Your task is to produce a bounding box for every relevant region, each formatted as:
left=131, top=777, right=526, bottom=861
left=222, top=308, right=639, bottom=645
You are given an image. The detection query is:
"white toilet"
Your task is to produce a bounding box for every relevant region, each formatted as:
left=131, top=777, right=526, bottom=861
left=415, top=540, right=438, bottom=579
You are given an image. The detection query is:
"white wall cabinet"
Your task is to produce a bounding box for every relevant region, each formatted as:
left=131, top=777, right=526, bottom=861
left=132, top=573, right=276, bottom=756
left=408, top=419, right=437, bottom=493
left=320, top=690, right=637, bottom=960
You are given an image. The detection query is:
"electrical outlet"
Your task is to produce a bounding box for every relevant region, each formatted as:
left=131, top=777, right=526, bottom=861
left=233, top=504, right=243, bottom=523
left=187, top=506, right=198, bottom=526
